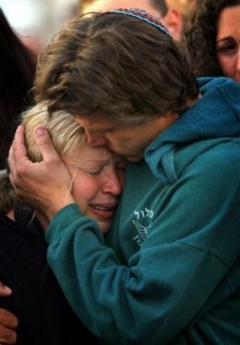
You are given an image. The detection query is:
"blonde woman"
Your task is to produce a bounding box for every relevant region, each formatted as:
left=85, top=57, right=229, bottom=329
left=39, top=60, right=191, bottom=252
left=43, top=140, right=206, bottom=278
left=0, top=102, right=125, bottom=344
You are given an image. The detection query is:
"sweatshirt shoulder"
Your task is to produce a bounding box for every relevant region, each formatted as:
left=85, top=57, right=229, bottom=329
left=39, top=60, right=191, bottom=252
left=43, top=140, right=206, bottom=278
left=180, top=139, right=240, bottom=185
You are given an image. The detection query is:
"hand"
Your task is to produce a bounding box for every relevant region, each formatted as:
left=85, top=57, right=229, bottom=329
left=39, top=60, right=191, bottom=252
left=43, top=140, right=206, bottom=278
left=0, top=308, right=18, bottom=344
left=0, top=282, right=12, bottom=297
left=8, top=125, right=75, bottom=223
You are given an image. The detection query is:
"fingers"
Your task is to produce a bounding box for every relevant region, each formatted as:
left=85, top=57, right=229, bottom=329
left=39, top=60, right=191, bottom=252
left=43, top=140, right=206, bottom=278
left=7, top=124, right=75, bottom=220
left=0, top=309, right=18, bottom=344
left=0, top=282, right=12, bottom=297
left=0, top=326, right=17, bottom=344
left=34, top=126, right=60, bottom=163
left=11, top=125, right=27, bottom=156
left=0, top=309, right=18, bottom=329
left=8, top=125, right=59, bottom=178
left=8, top=126, right=29, bottom=187
left=8, top=125, right=61, bottom=171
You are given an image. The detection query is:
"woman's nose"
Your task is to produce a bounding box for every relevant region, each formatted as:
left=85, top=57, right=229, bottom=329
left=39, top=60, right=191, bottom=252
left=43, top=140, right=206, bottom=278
left=102, top=172, right=122, bottom=195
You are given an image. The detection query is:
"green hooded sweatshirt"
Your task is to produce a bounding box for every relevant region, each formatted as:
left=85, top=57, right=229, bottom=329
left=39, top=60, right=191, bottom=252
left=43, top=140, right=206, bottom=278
left=46, top=77, right=240, bottom=344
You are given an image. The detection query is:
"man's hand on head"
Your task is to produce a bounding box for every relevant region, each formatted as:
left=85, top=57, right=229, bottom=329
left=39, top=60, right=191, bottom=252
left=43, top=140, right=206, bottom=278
left=8, top=125, right=75, bottom=222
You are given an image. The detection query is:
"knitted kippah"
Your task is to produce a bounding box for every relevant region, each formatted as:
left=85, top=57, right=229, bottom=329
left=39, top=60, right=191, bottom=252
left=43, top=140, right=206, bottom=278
left=108, top=8, right=172, bottom=37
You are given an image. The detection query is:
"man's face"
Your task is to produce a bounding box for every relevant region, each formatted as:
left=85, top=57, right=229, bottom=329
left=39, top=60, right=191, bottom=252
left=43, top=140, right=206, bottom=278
left=82, top=0, right=164, bottom=20
left=75, top=112, right=178, bottom=162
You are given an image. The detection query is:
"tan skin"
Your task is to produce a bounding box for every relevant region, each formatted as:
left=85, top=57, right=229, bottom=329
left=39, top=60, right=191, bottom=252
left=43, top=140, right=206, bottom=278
left=216, top=5, right=240, bottom=84
left=78, top=94, right=201, bottom=161
left=0, top=306, right=18, bottom=344
left=77, top=112, right=180, bottom=162
left=64, top=143, right=125, bottom=233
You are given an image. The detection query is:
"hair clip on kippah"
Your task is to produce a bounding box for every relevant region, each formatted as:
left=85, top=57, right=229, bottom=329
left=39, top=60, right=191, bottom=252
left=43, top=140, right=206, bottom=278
left=108, top=8, right=172, bottom=37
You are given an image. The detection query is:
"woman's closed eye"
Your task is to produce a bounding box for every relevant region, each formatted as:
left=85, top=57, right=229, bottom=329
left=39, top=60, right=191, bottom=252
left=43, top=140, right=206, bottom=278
left=68, top=164, right=104, bottom=176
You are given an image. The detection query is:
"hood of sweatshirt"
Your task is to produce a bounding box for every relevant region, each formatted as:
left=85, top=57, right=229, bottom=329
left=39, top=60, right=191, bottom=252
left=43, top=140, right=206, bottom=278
left=145, top=77, right=240, bottom=185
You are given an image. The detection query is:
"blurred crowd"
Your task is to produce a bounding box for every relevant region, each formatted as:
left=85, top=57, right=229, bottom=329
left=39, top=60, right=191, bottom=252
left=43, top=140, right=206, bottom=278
left=1, top=0, right=198, bottom=55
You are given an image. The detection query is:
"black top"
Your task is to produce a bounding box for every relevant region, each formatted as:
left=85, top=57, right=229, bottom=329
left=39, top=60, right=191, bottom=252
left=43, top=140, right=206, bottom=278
left=0, top=208, right=100, bottom=345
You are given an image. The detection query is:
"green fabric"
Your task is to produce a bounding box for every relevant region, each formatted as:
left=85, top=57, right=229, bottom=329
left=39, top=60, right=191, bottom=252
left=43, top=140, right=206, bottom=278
left=46, top=77, right=240, bottom=344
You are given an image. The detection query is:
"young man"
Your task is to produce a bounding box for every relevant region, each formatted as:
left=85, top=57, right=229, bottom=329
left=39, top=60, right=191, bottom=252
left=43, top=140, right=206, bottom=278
left=5, top=8, right=240, bottom=345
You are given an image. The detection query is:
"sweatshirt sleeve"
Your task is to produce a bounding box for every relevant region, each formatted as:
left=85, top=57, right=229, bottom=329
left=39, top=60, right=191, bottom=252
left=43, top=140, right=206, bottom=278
left=45, top=142, right=240, bottom=344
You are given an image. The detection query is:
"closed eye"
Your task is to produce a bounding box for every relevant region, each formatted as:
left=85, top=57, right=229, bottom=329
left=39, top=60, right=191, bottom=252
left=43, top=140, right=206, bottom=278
left=75, top=166, right=104, bottom=176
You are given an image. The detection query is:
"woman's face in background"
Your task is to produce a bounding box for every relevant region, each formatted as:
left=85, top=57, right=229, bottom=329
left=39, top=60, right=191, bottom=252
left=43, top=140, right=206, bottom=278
left=65, top=142, right=126, bottom=233
left=216, top=5, right=240, bottom=83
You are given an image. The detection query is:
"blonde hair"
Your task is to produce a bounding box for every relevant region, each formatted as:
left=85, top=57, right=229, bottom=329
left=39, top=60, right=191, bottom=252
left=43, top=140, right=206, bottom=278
left=0, top=102, right=85, bottom=214
left=166, top=0, right=196, bottom=16
left=22, top=102, right=85, bottom=162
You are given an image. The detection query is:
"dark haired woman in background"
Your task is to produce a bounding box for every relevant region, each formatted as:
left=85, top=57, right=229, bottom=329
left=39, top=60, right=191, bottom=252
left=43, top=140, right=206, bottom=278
left=183, top=0, right=240, bottom=83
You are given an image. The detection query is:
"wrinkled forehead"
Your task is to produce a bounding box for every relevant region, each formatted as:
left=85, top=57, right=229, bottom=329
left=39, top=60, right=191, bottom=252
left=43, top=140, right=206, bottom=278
left=216, top=5, right=240, bottom=41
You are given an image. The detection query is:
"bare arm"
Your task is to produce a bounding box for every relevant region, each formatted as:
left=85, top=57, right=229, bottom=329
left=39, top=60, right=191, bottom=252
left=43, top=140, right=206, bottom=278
left=8, top=125, right=75, bottom=223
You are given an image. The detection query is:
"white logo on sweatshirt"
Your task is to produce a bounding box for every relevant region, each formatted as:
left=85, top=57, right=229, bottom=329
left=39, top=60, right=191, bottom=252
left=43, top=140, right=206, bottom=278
left=132, top=208, right=154, bottom=246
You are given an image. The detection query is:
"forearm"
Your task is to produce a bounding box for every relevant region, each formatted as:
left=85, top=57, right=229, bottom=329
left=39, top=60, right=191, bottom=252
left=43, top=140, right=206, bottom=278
left=36, top=195, right=76, bottom=225
left=45, top=205, right=230, bottom=344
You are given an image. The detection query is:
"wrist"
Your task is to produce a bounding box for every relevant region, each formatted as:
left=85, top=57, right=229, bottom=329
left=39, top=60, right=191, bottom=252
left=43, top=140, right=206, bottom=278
left=39, top=194, right=76, bottom=223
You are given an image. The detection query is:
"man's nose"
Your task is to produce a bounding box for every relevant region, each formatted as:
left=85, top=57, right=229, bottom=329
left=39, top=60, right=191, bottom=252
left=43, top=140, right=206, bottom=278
left=86, top=131, right=107, bottom=147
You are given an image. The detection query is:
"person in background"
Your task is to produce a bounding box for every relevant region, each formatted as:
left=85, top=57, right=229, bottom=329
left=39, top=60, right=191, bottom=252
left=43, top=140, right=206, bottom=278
left=183, top=0, right=240, bottom=83
left=0, top=102, right=125, bottom=344
left=0, top=8, right=36, bottom=170
left=20, top=35, right=43, bottom=56
left=79, top=0, right=183, bottom=40
left=166, top=0, right=198, bottom=34
left=7, top=8, right=240, bottom=345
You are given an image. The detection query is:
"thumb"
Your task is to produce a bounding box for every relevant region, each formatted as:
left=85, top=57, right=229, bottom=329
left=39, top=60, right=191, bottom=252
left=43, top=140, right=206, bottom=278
left=0, top=281, right=12, bottom=296
left=34, top=126, right=59, bottom=161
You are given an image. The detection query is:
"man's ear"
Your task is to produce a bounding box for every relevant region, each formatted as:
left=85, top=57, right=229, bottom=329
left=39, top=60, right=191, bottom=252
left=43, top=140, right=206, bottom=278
left=164, top=8, right=183, bottom=41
